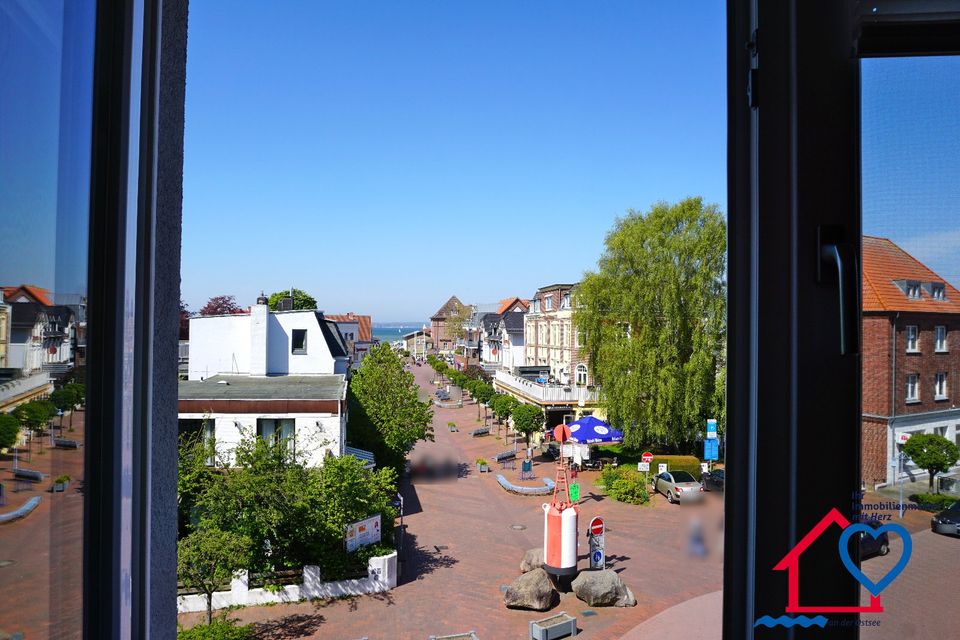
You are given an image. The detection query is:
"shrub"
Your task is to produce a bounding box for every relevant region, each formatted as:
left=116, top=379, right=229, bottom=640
left=55, top=475, right=71, bottom=484
left=177, top=618, right=254, bottom=640
left=599, top=467, right=650, bottom=504
left=476, top=457, right=488, bottom=466
left=909, top=493, right=957, bottom=512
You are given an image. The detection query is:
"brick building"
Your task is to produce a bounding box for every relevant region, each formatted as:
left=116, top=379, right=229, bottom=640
left=861, top=236, right=960, bottom=488
left=430, top=295, right=464, bottom=354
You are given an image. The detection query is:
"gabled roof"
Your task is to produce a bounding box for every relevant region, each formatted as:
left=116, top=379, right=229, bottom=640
left=325, top=313, right=373, bottom=342
left=480, top=313, right=502, bottom=334
left=500, top=311, right=525, bottom=332
left=536, top=283, right=578, bottom=294
left=431, top=295, right=463, bottom=320
left=772, top=508, right=851, bottom=569
left=863, top=236, right=960, bottom=313
left=2, top=285, right=53, bottom=306
left=10, top=303, right=73, bottom=328
left=317, top=314, right=348, bottom=358
left=497, top=297, right=530, bottom=314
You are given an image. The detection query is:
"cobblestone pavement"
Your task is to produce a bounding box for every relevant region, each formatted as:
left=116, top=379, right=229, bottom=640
left=180, top=365, right=724, bottom=638
left=0, top=411, right=85, bottom=640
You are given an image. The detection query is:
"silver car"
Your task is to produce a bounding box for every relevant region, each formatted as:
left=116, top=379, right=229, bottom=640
left=652, top=470, right=705, bottom=504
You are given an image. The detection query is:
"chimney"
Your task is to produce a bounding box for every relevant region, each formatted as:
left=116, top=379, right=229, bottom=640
left=250, top=293, right=268, bottom=375
left=278, top=296, right=293, bottom=311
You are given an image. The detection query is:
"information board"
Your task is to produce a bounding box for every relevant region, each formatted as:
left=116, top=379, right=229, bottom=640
left=346, top=514, right=381, bottom=552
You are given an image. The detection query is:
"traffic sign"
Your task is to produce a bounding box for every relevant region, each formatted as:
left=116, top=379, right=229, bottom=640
left=641, top=451, right=654, bottom=463
left=658, top=463, right=668, bottom=474
left=589, top=516, right=604, bottom=537
left=591, top=548, right=605, bottom=569
left=637, top=461, right=650, bottom=472
left=706, top=418, right=718, bottom=439
left=704, top=438, right=719, bottom=461
left=701, top=462, right=709, bottom=473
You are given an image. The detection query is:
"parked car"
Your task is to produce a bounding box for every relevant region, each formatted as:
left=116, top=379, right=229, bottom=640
left=701, top=468, right=725, bottom=492
left=652, top=470, right=705, bottom=504
left=931, top=499, right=960, bottom=536
left=859, top=520, right=890, bottom=558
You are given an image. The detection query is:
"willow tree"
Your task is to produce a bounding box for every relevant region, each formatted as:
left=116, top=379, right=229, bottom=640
left=574, top=197, right=726, bottom=450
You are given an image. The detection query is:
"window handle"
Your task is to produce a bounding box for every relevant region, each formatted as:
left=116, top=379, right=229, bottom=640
left=819, top=234, right=860, bottom=356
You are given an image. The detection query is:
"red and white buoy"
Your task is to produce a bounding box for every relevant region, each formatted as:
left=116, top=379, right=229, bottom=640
left=542, top=424, right=579, bottom=576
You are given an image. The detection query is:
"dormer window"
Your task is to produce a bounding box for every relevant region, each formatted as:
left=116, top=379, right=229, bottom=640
left=932, top=283, right=946, bottom=300
left=532, top=299, right=540, bottom=313
left=560, top=293, right=571, bottom=309
left=544, top=296, right=553, bottom=311
left=906, top=281, right=921, bottom=299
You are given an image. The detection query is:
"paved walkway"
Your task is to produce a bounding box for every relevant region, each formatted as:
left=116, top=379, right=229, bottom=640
left=180, top=365, right=724, bottom=638
left=0, top=410, right=85, bottom=640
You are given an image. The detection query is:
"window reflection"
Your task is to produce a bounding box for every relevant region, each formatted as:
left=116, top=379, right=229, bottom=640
left=0, top=0, right=96, bottom=638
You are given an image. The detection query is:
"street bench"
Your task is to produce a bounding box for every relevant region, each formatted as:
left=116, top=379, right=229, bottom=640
left=54, top=438, right=80, bottom=449
left=0, top=496, right=41, bottom=524
left=494, top=450, right=516, bottom=462
left=13, top=469, right=43, bottom=483
left=495, top=475, right=556, bottom=496
left=470, top=427, right=491, bottom=437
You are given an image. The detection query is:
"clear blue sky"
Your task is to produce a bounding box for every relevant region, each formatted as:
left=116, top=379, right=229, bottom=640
left=181, top=1, right=727, bottom=321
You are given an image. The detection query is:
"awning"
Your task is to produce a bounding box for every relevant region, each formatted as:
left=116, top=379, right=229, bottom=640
left=568, top=416, right=624, bottom=444
left=345, top=446, right=376, bottom=469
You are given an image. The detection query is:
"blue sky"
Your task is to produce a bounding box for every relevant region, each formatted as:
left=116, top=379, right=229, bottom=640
left=180, top=1, right=727, bottom=321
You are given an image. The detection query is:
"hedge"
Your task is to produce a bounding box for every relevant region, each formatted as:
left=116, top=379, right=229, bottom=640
left=909, top=493, right=957, bottom=512
left=178, top=619, right=254, bottom=640
left=598, top=467, right=650, bottom=504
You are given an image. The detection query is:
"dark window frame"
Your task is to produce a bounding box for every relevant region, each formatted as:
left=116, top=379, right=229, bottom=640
left=291, top=328, right=308, bottom=354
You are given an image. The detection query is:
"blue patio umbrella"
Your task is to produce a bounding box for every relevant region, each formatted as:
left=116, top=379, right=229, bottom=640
left=567, top=416, right=624, bottom=444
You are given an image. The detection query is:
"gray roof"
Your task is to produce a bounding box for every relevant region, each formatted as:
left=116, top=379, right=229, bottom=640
left=179, top=374, right=346, bottom=400
left=480, top=312, right=502, bottom=334
left=319, top=315, right=348, bottom=358
left=501, top=312, right=524, bottom=332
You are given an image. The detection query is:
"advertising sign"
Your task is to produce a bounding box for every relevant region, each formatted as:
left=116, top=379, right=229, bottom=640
left=346, top=514, right=381, bottom=552
left=706, top=418, right=718, bottom=439
left=704, top=438, right=719, bottom=461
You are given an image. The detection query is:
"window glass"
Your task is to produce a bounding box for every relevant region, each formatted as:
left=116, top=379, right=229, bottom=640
left=862, top=55, right=960, bottom=638
left=0, top=1, right=96, bottom=637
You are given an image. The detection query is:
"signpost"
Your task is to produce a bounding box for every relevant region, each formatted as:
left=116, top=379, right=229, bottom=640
left=346, top=514, right=382, bottom=552
left=704, top=438, right=719, bottom=461
left=640, top=452, right=654, bottom=485
left=588, top=517, right=605, bottom=569
left=706, top=418, right=717, bottom=438
left=637, top=462, right=650, bottom=472
left=701, top=462, right=709, bottom=473
left=658, top=462, right=668, bottom=474
left=641, top=451, right=654, bottom=463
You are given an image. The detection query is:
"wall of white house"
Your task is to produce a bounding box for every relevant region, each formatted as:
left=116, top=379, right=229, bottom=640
left=269, top=313, right=337, bottom=375
left=179, top=411, right=345, bottom=466
left=887, top=413, right=960, bottom=486
left=504, top=331, right=525, bottom=369
left=188, top=314, right=251, bottom=380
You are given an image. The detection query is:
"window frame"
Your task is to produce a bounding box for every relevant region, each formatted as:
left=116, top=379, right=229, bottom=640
left=906, top=373, right=920, bottom=403
left=935, top=325, right=947, bottom=352
left=291, top=328, right=308, bottom=354
left=906, top=324, right=920, bottom=352
left=935, top=372, right=948, bottom=400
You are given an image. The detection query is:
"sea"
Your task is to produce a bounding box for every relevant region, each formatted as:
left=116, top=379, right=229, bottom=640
left=371, top=325, right=424, bottom=344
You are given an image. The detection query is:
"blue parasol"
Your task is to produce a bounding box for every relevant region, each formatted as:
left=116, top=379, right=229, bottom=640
left=567, top=416, right=623, bottom=444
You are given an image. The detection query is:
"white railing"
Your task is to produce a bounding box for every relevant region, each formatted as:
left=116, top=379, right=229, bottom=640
left=494, top=370, right=598, bottom=404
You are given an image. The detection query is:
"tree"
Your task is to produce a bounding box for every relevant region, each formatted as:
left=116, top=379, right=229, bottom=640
left=179, top=298, right=191, bottom=340
left=267, top=288, right=317, bottom=311
left=177, top=528, right=252, bottom=624
left=64, top=382, right=85, bottom=427
left=445, top=303, right=470, bottom=353
left=574, top=197, right=726, bottom=450
left=199, top=295, right=243, bottom=316
left=350, top=344, right=434, bottom=454
left=49, top=388, right=75, bottom=430
left=511, top=403, right=545, bottom=446
left=903, top=433, right=960, bottom=492
left=178, top=427, right=220, bottom=537
left=0, top=414, right=20, bottom=450
left=14, top=401, right=54, bottom=437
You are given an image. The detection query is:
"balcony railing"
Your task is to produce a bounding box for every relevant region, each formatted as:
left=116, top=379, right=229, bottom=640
left=493, top=370, right=598, bottom=405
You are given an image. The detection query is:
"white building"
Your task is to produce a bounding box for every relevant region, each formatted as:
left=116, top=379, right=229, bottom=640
left=179, top=295, right=352, bottom=464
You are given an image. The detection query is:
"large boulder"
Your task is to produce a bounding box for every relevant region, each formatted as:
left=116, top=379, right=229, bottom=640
left=520, top=547, right=544, bottom=573
left=504, top=568, right=560, bottom=611
left=571, top=570, right=637, bottom=607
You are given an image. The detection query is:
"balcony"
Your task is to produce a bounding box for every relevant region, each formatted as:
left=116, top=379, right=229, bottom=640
left=493, top=370, right=598, bottom=405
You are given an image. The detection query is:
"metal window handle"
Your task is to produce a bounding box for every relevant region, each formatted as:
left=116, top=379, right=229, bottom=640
left=819, top=241, right=860, bottom=356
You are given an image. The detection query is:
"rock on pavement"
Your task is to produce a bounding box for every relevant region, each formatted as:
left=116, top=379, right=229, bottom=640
left=571, top=569, right=637, bottom=607
left=520, top=547, right=544, bottom=573
left=504, top=568, right=560, bottom=611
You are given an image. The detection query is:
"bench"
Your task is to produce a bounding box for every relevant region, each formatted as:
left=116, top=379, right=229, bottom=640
left=470, top=427, right=491, bottom=437
left=495, top=475, right=556, bottom=496
left=54, top=438, right=80, bottom=449
left=494, top=450, right=516, bottom=462
left=13, top=469, right=43, bottom=483
left=0, top=496, right=41, bottom=524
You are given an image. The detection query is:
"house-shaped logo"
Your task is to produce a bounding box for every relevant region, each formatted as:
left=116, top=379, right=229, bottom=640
left=772, top=508, right=882, bottom=613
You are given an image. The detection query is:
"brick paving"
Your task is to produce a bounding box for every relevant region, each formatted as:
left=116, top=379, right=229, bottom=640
left=180, top=365, right=724, bottom=638
left=0, top=411, right=85, bottom=640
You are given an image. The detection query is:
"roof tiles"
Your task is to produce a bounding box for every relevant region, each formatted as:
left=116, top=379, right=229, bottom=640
left=862, top=236, right=960, bottom=313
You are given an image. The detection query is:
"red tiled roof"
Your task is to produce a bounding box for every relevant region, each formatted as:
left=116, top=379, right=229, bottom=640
left=325, top=313, right=373, bottom=342
left=496, top=297, right=530, bottom=314
left=1, top=285, right=53, bottom=306
left=862, top=236, right=960, bottom=313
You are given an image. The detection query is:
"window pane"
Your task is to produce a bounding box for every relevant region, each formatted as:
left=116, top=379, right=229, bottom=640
left=0, top=1, right=96, bottom=637
left=861, top=55, right=960, bottom=637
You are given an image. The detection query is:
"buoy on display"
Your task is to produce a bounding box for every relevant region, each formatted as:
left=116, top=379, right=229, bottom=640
left=542, top=424, right=579, bottom=576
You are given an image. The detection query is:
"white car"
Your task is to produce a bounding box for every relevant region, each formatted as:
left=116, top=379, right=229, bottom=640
left=652, top=470, right=705, bottom=504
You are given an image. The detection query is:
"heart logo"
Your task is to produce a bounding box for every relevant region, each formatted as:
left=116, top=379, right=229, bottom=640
left=837, top=523, right=912, bottom=596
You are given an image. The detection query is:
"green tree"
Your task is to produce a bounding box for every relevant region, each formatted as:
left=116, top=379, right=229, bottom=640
left=177, top=528, right=252, bottom=624
left=574, top=197, right=726, bottom=450
left=351, top=344, right=434, bottom=454
left=0, top=414, right=20, bottom=450
left=14, top=401, right=54, bottom=440
left=64, top=382, right=85, bottom=427
left=903, top=433, right=960, bottom=492
left=49, top=388, right=75, bottom=430
left=445, top=303, right=470, bottom=353
left=267, top=288, right=317, bottom=311
left=511, top=403, right=545, bottom=446
left=178, top=427, right=220, bottom=537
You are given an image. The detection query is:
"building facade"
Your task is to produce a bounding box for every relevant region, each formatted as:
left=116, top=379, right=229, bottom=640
left=326, top=312, right=374, bottom=366
left=430, top=295, right=464, bottom=354
left=523, top=283, right=591, bottom=386
left=861, top=236, right=960, bottom=488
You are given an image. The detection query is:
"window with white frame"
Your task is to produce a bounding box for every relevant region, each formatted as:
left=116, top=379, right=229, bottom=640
left=906, top=374, right=919, bottom=402
left=932, top=283, right=946, bottom=300
left=575, top=363, right=588, bottom=385
left=935, top=325, right=947, bottom=352
left=935, top=372, right=948, bottom=400
left=905, top=325, right=919, bottom=352
left=575, top=330, right=581, bottom=348
left=561, top=293, right=570, bottom=309
left=906, top=281, right=921, bottom=299
left=532, top=299, right=540, bottom=313
left=935, top=425, right=947, bottom=437
left=544, top=296, right=553, bottom=311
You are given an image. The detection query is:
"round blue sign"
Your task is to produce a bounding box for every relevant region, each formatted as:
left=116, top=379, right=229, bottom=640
left=592, top=550, right=603, bottom=563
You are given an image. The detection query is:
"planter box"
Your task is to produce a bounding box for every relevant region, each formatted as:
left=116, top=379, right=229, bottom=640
left=477, top=464, right=489, bottom=473
left=529, top=611, right=577, bottom=640
left=428, top=633, right=479, bottom=640
left=53, top=481, right=70, bottom=493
